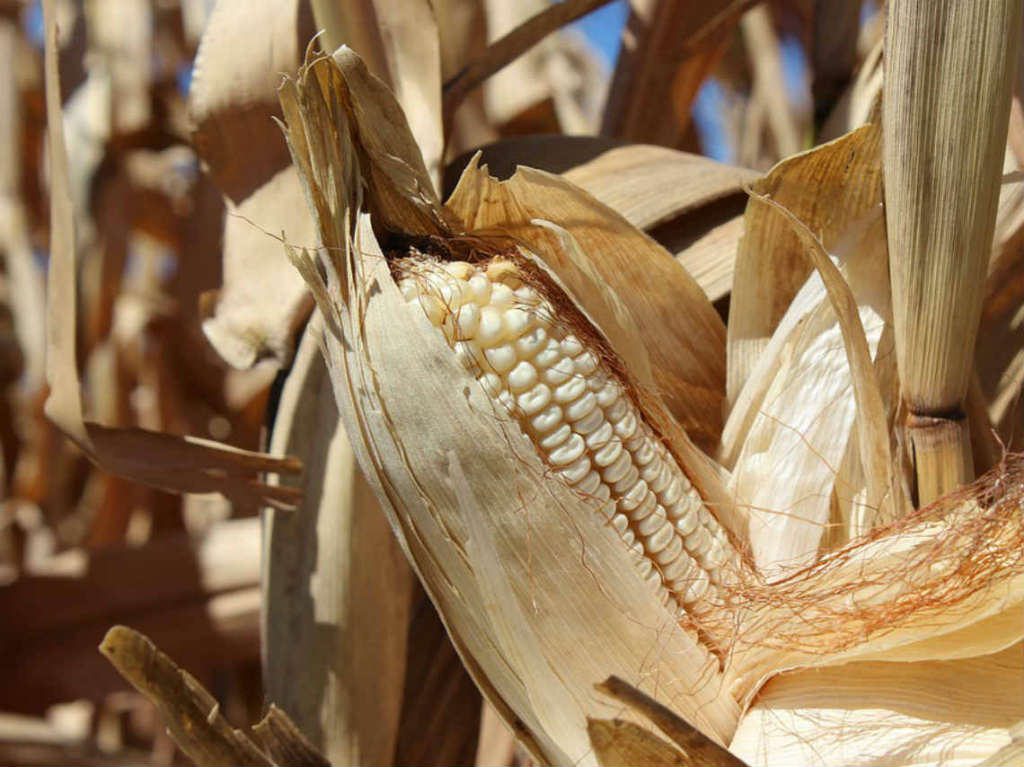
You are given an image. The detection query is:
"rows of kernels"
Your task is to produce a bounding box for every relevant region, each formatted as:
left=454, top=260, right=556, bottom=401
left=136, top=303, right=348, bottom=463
left=397, top=258, right=735, bottom=612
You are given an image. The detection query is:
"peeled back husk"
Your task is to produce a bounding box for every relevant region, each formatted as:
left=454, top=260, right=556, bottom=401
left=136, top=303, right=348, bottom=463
left=278, top=48, right=743, bottom=764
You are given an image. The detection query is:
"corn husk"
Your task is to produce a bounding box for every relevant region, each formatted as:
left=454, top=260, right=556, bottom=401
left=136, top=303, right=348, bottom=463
left=280, top=49, right=741, bottom=764
left=884, top=0, right=1023, bottom=503
left=731, top=642, right=1024, bottom=767
left=262, top=314, right=413, bottom=764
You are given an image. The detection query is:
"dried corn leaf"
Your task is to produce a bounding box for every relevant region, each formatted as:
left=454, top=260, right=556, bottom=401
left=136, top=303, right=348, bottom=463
left=739, top=5, right=802, bottom=161
left=603, top=0, right=752, bottom=146
left=263, top=314, right=412, bottom=764
left=731, top=643, right=1024, bottom=767
left=42, top=0, right=300, bottom=509
left=562, top=144, right=758, bottom=231
left=190, top=0, right=316, bottom=369
left=201, top=166, right=316, bottom=369
left=99, top=625, right=270, bottom=767
left=189, top=0, right=312, bottom=203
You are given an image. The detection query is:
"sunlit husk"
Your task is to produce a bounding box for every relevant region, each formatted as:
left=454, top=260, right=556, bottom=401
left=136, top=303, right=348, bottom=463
left=731, top=643, right=1024, bottom=767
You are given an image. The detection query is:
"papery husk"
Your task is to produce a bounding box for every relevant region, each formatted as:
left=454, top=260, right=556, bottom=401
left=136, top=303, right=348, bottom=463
left=727, top=125, right=884, bottom=406
left=723, top=125, right=902, bottom=565
left=726, top=210, right=895, bottom=571
left=884, top=0, right=1023, bottom=503
left=444, top=137, right=752, bottom=303
left=279, top=49, right=742, bottom=764
left=263, top=314, right=412, bottom=764
left=730, top=642, right=1024, bottom=767
left=447, top=158, right=729, bottom=455
left=562, top=144, right=758, bottom=231
left=310, top=0, right=444, bottom=188
left=724, top=458, right=1024, bottom=690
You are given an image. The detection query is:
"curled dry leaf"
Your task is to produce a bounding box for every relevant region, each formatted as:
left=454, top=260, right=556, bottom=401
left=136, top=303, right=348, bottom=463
left=190, top=0, right=316, bottom=369
left=42, top=0, right=300, bottom=510
left=278, top=46, right=1024, bottom=766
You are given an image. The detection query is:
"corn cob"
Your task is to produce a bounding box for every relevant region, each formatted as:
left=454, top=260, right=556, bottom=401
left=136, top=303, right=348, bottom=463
left=396, top=252, right=737, bottom=618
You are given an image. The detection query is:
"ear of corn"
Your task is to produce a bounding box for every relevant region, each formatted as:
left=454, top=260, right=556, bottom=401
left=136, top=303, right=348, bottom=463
left=394, top=254, right=738, bottom=616
left=280, top=45, right=1024, bottom=767
left=280, top=48, right=743, bottom=764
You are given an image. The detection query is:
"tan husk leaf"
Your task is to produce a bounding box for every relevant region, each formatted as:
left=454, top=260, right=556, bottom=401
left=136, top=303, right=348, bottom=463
left=726, top=124, right=884, bottom=406
left=730, top=642, right=1024, bottom=767
left=444, top=137, right=751, bottom=303
left=562, top=143, right=758, bottom=231
left=262, top=313, right=413, bottom=764
left=446, top=158, right=728, bottom=454
left=42, top=0, right=301, bottom=509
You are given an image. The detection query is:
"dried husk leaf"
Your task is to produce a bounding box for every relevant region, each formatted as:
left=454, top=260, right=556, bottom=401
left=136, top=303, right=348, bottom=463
left=444, top=137, right=751, bottom=303
left=726, top=124, right=884, bottom=406
left=447, top=159, right=728, bottom=454
left=726, top=210, right=895, bottom=571
left=263, top=314, right=413, bottom=764
left=279, top=51, right=741, bottom=764
left=730, top=642, right=1024, bottom=767
left=587, top=719, right=688, bottom=767
left=312, top=0, right=444, bottom=188
left=723, top=127, right=900, bottom=562
left=884, top=0, right=1023, bottom=501
left=562, top=144, right=758, bottom=231
left=725, top=462, right=1024, bottom=687
left=42, top=0, right=301, bottom=509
